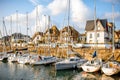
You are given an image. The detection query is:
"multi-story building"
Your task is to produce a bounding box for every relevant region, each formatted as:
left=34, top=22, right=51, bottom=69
left=85, top=19, right=113, bottom=44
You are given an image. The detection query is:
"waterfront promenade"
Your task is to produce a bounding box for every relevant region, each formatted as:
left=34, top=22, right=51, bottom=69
left=0, top=45, right=120, bottom=62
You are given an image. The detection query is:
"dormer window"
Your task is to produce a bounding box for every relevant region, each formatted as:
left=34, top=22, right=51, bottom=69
left=98, top=27, right=100, bottom=30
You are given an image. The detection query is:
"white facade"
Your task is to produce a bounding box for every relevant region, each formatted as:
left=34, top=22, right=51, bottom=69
left=86, top=31, right=109, bottom=43
left=33, top=35, right=42, bottom=44
left=85, top=19, right=112, bottom=44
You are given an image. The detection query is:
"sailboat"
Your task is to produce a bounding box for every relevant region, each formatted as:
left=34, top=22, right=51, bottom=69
left=101, top=4, right=120, bottom=76
left=55, top=0, right=87, bottom=70
left=29, top=8, right=57, bottom=65
left=81, top=0, right=102, bottom=72
left=0, top=18, right=8, bottom=61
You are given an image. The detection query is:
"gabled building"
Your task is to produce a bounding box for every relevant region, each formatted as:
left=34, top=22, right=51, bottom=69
left=85, top=19, right=112, bottom=44
left=79, top=33, right=86, bottom=43
left=32, top=32, right=44, bottom=44
left=11, top=33, right=31, bottom=47
left=114, top=30, right=120, bottom=48
left=11, top=33, right=31, bottom=43
left=44, top=25, right=60, bottom=43
left=60, top=26, right=79, bottom=43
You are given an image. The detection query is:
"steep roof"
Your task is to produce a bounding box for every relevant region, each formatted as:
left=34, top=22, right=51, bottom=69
left=61, top=26, right=79, bottom=36
left=32, top=32, right=43, bottom=40
left=115, top=30, right=120, bottom=38
left=45, top=25, right=60, bottom=36
left=85, top=19, right=107, bottom=31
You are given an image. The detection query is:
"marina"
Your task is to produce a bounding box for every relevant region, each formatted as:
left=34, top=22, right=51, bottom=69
left=0, top=0, right=120, bottom=79
left=0, top=61, right=120, bottom=80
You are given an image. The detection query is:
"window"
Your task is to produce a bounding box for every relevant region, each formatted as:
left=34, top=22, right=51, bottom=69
left=98, top=27, right=100, bottom=30
left=37, top=36, right=39, bottom=39
left=97, top=33, right=100, bottom=37
left=90, top=34, right=92, bottom=38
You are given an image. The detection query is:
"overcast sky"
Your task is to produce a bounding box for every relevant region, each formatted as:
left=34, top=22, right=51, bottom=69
left=0, top=0, right=120, bottom=37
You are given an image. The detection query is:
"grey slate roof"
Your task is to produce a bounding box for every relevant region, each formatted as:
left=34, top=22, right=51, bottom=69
left=85, top=19, right=107, bottom=31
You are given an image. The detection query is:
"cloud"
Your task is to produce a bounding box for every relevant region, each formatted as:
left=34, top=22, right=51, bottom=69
left=104, top=12, right=120, bottom=21
left=47, top=0, right=91, bottom=30
left=103, top=0, right=120, bottom=4
left=47, top=0, right=67, bottom=15
left=71, top=0, right=91, bottom=23
left=3, top=0, right=91, bottom=36
left=4, top=5, right=48, bottom=36
left=29, top=0, right=39, bottom=6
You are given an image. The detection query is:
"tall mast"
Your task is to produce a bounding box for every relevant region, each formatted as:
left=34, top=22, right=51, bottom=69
left=67, top=0, right=70, bottom=43
left=10, top=16, right=12, bottom=35
left=2, top=17, right=6, bottom=53
left=112, top=4, right=115, bottom=54
left=16, top=10, right=18, bottom=39
left=94, top=0, right=97, bottom=51
left=48, top=15, right=51, bottom=55
left=67, top=0, right=70, bottom=57
left=36, top=5, right=38, bottom=32
left=26, top=12, right=28, bottom=42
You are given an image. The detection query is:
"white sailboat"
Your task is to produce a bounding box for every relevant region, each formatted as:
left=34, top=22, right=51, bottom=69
left=102, top=61, right=120, bottom=76
left=0, top=18, right=8, bottom=61
left=81, top=53, right=102, bottom=72
left=17, top=53, right=30, bottom=64
left=29, top=8, right=57, bottom=65
left=55, top=0, right=87, bottom=70
left=101, top=4, right=120, bottom=76
left=8, top=53, right=18, bottom=62
left=81, top=0, right=102, bottom=72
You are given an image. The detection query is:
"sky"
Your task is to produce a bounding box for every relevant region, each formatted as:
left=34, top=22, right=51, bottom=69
left=0, top=0, right=120, bottom=37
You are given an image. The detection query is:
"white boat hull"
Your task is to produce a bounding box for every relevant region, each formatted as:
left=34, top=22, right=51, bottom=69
left=17, top=57, right=30, bottom=64
left=8, top=57, right=18, bottom=62
left=81, top=65, right=101, bottom=72
left=30, top=57, right=56, bottom=65
left=102, top=67, right=119, bottom=76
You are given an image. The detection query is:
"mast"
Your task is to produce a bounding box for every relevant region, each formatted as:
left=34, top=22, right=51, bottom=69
left=2, top=17, right=6, bottom=53
left=67, top=0, right=70, bottom=43
left=67, top=0, right=70, bottom=58
left=112, top=4, right=115, bottom=54
left=48, top=15, right=51, bottom=55
left=26, top=12, right=28, bottom=43
left=94, top=0, right=97, bottom=51
left=16, top=10, right=18, bottom=40
left=10, top=16, right=12, bottom=35
left=36, top=5, right=38, bottom=32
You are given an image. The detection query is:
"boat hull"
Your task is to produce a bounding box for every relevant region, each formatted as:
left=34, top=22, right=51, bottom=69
left=81, top=65, right=101, bottom=72
left=102, top=67, right=119, bottom=76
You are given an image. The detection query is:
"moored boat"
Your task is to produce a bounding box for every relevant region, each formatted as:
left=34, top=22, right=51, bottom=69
left=81, top=58, right=102, bottom=72
left=101, top=61, right=120, bottom=76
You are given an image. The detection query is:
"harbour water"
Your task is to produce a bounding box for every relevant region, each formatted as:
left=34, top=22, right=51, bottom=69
left=0, top=62, right=120, bottom=80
